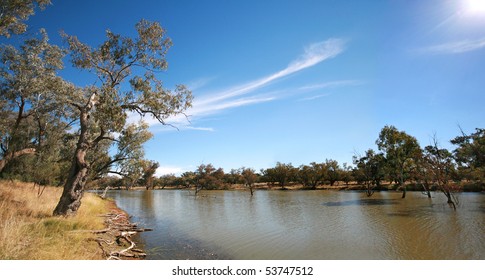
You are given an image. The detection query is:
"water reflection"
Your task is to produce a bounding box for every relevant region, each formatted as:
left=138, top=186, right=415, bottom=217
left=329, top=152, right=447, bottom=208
left=107, top=190, right=485, bottom=260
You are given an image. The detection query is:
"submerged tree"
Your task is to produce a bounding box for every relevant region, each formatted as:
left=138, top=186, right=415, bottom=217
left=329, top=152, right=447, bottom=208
left=423, top=138, right=459, bottom=210
left=194, top=164, right=225, bottom=194
left=53, top=20, right=192, bottom=216
left=353, top=149, right=385, bottom=197
left=376, top=125, right=421, bottom=198
left=241, top=167, right=258, bottom=196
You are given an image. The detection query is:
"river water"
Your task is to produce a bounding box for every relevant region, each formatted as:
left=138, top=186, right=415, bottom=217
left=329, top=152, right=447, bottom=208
left=106, top=190, right=485, bottom=260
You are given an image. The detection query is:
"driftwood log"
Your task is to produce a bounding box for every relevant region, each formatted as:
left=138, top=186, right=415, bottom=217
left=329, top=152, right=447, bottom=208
left=88, top=203, right=151, bottom=260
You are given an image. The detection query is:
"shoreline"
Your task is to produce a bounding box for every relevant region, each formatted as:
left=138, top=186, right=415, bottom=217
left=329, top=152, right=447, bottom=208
left=92, top=199, right=150, bottom=260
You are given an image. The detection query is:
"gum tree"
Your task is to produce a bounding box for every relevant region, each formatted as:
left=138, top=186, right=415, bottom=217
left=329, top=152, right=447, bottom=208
left=0, top=0, right=51, bottom=37
left=376, top=125, right=421, bottom=198
left=53, top=20, right=192, bottom=216
left=0, top=30, right=69, bottom=175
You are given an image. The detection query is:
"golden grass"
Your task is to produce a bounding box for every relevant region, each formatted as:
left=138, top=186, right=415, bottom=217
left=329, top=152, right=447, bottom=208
left=0, top=180, right=109, bottom=260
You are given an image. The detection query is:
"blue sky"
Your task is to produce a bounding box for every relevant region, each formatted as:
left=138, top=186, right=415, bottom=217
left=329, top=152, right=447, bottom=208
left=18, top=0, right=485, bottom=175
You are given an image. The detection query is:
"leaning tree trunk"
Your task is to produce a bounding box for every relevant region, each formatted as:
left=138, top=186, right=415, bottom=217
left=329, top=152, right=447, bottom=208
left=53, top=108, right=91, bottom=216
left=53, top=143, right=89, bottom=216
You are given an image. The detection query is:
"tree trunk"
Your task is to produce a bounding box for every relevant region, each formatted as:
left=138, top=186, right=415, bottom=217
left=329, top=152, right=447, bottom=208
left=53, top=109, right=91, bottom=216
left=53, top=148, right=89, bottom=216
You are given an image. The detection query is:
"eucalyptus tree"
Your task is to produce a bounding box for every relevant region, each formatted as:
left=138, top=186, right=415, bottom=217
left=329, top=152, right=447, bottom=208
left=0, top=29, right=70, bottom=175
left=376, top=125, right=421, bottom=198
left=324, top=159, right=341, bottom=186
left=297, top=162, right=326, bottom=190
left=53, top=20, right=192, bottom=216
left=263, top=162, right=297, bottom=189
left=451, top=128, right=485, bottom=183
left=141, top=160, right=160, bottom=190
left=423, top=141, right=458, bottom=209
left=0, top=0, right=51, bottom=37
left=241, top=167, right=258, bottom=196
left=352, top=149, right=386, bottom=197
left=194, top=164, right=225, bottom=194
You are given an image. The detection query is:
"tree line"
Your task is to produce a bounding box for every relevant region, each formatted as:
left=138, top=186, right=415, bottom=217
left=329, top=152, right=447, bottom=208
left=94, top=125, right=484, bottom=208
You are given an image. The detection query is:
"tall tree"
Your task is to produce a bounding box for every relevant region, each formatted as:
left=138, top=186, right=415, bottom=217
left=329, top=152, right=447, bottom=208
left=53, top=20, right=192, bottom=216
left=451, top=128, right=485, bottom=182
left=324, top=159, right=341, bottom=186
left=0, top=0, right=51, bottom=37
left=0, top=30, right=69, bottom=175
left=423, top=138, right=459, bottom=209
left=376, top=125, right=421, bottom=198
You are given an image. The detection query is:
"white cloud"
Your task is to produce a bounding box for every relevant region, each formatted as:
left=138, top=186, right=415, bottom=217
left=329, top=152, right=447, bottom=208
left=155, top=165, right=187, bottom=176
left=420, top=37, right=485, bottom=54
left=299, top=94, right=331, bottom=101
left=185, top=126, right=215, bottom=132
left=298, top=80, right=364, bottom=91
left=130, top=38, right=347, bottom=131
left=196, top=38, right=347, bottom=106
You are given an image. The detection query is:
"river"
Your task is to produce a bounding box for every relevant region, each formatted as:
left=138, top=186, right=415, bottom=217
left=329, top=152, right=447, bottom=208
left=105, top=190, right=485, bottom=259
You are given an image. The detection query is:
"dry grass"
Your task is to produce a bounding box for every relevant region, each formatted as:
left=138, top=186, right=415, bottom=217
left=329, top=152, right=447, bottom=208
left=0, top=180, right=109, bottom=260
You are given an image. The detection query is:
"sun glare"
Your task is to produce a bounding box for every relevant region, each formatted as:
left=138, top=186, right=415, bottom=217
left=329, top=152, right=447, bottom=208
left=465, top=0, right=485, bottom=14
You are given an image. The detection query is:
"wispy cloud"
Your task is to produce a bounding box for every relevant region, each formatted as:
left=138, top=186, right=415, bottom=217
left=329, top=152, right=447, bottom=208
left=185, top=126, right=215, bottom=132
left=299, top=94, right=331, bottom=101
left=135, top=38, right=347, bottom=131
left=420, top=37, right=485, bottom=54
left=298, top=80, right=364, bottom=91
left=196, top=38, right=347, bottom=106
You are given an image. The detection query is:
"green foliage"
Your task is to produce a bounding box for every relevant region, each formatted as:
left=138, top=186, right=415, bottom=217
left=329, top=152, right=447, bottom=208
left=0, top=0, right=51, bottom=37
left=451, top=128, right=485, bottom=182
left=297, top=162, right=326, bottom=189
left=194, top=164, right=225, bottom=191
left=262, top=162, right=297, bottom=188
left=376, top=125, right=422, bottom=186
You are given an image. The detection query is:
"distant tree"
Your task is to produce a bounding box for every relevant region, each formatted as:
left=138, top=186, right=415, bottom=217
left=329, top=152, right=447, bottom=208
left=340, top=163, right=353, bottom=186
left=423, top=138, right=459, bottom=209
left=194, top=164, right=225, bottom=194
left=451, top=128, right=485, bottom=183
left=324, top=159, right=341, bottom=186
left=0, top=0, right=51, bottom=37
left=141, top=160, right=159, bottom=189
left=240, top=167, right=258, bottom=196
left=180, top=171, right=196, bottom=189
left=353, top=149, right=386, bottom=197
left=53, top=20, right=192, bottom=216
left=224, top=168, right=243, bottom=185
left=376, top=125, right=422, bottom=198
left=297, top=162, right=326, bottom=190
left=157, top=173, right=177, bottom=189
left=262, top=162, right=296, bottom=189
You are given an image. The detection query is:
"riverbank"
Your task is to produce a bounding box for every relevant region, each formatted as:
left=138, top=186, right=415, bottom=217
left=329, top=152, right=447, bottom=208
left=123, top=180, right=484, bottom=192
left=0, top=180, right=146, bottom=260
